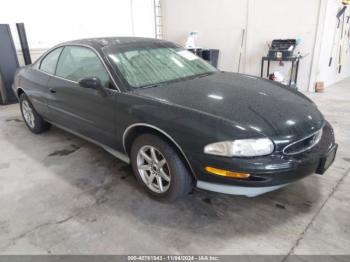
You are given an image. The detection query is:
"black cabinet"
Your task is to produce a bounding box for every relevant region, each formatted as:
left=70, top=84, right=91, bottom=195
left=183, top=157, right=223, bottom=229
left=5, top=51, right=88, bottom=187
left=188, top=48, right=219, bottom=68
left=0, top=24, right=19, bottom=104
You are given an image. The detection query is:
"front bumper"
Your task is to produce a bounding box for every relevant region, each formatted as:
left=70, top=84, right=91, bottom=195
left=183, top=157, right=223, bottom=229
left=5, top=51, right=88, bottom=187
left=196, top=180, right=289, bottom=197
left=191, top=122, right=337, bottom=197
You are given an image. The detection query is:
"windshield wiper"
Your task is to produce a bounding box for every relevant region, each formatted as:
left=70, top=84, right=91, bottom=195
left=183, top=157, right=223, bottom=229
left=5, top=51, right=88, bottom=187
left=139, top=72, right=214, bottom=89
left=195, top=72, right=213, bottom=79
left=141, top=83, right=161, bottom=89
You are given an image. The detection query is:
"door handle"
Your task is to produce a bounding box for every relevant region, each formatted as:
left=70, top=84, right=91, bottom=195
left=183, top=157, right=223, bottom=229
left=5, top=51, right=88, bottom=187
left=49, top=88, right=56, bottom=94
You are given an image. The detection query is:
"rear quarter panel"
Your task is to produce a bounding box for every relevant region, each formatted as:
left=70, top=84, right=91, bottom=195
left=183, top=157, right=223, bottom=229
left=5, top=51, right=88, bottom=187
left=16, top=65, right=51, bottom=119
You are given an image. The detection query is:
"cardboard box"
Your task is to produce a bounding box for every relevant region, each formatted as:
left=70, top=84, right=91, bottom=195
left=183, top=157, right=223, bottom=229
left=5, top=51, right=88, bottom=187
left=315, top=81, right=325, bottom=93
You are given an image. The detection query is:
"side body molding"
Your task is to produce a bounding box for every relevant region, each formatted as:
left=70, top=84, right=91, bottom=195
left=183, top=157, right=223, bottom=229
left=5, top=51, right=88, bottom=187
left=122, top=123, right=196, bottom=178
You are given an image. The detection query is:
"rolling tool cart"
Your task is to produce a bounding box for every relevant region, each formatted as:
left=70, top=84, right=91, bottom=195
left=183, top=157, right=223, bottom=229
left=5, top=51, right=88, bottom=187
left=260, top=39, right=303, bottom=89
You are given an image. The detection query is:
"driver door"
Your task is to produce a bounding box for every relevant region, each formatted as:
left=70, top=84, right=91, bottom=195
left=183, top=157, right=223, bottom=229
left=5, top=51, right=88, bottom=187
left=46, top=45, right=118, bottom=146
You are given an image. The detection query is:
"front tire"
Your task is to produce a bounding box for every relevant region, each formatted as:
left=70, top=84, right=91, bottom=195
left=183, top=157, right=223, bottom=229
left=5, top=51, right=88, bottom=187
left=131, top=134, right=193, bottom=201
left=19, top=93, right=50, bottom=134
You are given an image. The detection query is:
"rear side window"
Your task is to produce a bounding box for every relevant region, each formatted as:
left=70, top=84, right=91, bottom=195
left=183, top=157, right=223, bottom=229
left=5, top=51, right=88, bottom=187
left=39, top=47, right=63, bottom=74
left=55, top=46, right=110, bottom=88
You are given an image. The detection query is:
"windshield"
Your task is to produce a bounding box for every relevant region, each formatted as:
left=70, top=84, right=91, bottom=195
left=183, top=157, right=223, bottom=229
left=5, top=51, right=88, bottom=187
left=107, top=47, right=217, bottom=88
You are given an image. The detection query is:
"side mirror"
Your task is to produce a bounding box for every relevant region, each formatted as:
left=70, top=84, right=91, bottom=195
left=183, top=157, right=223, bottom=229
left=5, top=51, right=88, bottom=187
left=78, top=77, right=102, bottom=89
left=78, top=77, right=108, bottom=97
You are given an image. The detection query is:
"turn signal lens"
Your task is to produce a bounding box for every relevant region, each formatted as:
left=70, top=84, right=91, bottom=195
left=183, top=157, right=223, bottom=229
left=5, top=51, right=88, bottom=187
left=205, top=166, right=250, bottom=179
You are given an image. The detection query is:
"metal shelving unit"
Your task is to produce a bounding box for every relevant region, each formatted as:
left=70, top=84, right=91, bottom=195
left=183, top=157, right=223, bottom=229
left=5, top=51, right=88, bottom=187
left=260, top=56, right=302, bottom=89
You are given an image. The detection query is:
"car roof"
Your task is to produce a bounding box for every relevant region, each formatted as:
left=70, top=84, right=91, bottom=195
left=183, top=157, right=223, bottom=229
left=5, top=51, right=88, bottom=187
left=61, top=37, right=174, bottom=50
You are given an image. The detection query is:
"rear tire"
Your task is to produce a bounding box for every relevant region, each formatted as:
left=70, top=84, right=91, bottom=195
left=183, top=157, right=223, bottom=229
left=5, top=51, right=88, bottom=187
left=131, top=133, right=193, bottom=201
left=19, top=93, right=50, bottom=134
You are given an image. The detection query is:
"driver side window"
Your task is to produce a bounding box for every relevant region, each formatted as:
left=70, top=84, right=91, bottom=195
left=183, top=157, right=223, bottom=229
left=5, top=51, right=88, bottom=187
left=56, top=46, right=110, bottom=88
left=39, top=47, right=63, bottom=74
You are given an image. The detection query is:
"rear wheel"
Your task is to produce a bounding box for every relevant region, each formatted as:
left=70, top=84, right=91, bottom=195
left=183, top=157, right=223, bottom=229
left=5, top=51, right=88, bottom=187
left=19, top=93, right=50, bottom=134
left=131, top=134, right=193, bottom=201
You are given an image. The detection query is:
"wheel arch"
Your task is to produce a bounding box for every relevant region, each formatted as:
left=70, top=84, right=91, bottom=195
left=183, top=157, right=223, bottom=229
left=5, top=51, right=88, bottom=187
left=17, top=87, right=25, bottom=97
left=123, top=123, right=196, bottom=179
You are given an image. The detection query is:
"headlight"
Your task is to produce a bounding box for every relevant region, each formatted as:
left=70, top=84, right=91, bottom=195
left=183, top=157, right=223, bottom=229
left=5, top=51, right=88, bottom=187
left=204, top=138, right=274, bottom=157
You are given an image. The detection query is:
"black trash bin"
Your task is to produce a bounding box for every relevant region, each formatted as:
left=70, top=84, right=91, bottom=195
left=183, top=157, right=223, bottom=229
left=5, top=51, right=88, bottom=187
left=188, top=48, right=203, bottom=58
left=188, top=48, right=220, bottom=68
left=202, top=49, right=219, bottom=68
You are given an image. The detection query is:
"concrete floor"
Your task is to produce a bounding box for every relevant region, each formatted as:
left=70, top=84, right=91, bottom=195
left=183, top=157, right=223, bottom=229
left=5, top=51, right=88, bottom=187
left=0, top=79, right=349, bottom=256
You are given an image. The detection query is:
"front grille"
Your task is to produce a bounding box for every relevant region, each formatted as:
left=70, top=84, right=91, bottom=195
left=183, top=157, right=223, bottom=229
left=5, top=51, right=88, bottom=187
left=283, top=128, right=323, bottom=155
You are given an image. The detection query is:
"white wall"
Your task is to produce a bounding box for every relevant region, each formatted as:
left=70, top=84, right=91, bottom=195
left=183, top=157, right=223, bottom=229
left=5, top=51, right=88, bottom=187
left=162, top=0, right=249, bottom=72
left=132, top=0, right=156, bottom=37
left=317, top=0, right=350, bottom=87
left=162, top=0, right=321, bottom=91
left=0, top=0, right=156, bottom=64
left=245, top=0, right=320, bottom=92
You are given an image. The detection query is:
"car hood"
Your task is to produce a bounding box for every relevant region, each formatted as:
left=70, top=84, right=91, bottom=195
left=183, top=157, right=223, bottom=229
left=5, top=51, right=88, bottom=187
left=133, top=72, right=324, bottom=141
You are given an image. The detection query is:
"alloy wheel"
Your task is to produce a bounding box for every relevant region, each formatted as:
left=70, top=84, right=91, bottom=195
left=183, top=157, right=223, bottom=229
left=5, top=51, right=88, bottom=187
left=136, top=145, right=171, bottom=193
left=22, top=100, right=35, bottom=128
